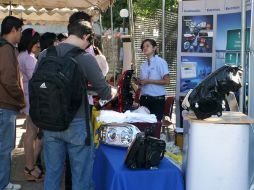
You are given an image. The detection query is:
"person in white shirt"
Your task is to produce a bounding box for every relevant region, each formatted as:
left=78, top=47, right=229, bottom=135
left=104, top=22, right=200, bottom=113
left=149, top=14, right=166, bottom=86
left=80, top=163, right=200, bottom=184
left=135, top=39, right=170, bottom=121
left=93, top=46, right=109, bottom=77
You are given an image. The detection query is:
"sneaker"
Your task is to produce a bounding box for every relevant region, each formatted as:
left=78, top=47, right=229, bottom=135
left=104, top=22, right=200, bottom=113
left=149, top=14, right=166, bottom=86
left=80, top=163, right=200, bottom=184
left=3, top=182, right=21, bottom=190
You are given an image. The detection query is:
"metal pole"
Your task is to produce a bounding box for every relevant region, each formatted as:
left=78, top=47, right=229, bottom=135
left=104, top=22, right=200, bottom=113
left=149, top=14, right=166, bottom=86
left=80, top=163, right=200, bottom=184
left=239, top=0, right=246, bottom=112
left=123, top=17, right=125, bottom=34
left=9, top=1, right=12, bottom=16
left=110, top=3, right=116, bottom=86
left=249, top=0, right=254, bottom=118
left=128, top=0, right=137, bottom=74
left=99, top=14, right=104, bottom=53
left=162, top=0, right=165, bottom=58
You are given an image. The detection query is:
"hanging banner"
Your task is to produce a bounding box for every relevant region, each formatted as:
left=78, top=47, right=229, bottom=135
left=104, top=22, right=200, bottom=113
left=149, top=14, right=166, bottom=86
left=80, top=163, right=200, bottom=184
left=177, top=0, right=251, bottom=97
left=175, top=0, right=251, bottom=128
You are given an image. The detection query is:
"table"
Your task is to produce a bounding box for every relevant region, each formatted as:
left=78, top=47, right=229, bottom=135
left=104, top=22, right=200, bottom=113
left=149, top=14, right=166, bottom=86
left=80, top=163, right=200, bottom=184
left=91, top=107, right=162, bottom=146
left=183, top=111, right=254, bottom=190
left=93, top=144, right=184, bottom=190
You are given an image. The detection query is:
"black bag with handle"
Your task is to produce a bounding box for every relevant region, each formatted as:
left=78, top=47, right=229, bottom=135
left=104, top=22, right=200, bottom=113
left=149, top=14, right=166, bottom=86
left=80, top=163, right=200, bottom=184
left=187, top=65, right=242, bottom=119
left=125, top=132, right=166, bottom=169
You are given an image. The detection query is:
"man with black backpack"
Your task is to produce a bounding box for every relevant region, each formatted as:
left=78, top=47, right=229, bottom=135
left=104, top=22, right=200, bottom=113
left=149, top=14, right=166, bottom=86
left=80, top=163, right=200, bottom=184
left=30, top=19, right=117, bottom=190
left=0, top=16, right=25, bottom=190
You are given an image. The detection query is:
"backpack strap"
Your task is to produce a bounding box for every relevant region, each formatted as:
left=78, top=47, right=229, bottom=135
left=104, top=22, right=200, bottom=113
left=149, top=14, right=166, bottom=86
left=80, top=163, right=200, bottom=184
left=65, top=47, right=91, bottom=145
left=65, top=47, right=85, bottom=58
left=45, top=45, right=91, bottom=145
left=83, top=89, right=91, bottom=146
left=46, top=46, right=58, bottom=56
left=65, top=47, right=91, bottom=146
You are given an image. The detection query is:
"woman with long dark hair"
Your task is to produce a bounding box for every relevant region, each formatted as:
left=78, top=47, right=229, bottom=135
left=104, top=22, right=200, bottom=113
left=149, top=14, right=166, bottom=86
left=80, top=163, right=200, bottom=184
left=18, top=28, right=43, bottom=182
left=135, top=39, right=170, bottom=121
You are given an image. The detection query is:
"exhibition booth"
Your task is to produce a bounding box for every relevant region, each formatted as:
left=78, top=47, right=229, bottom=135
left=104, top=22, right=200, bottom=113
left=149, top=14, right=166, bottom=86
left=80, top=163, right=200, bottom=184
left=1, top=0, right=254, bottom=190
left=175, top=1, right=254, bottom=190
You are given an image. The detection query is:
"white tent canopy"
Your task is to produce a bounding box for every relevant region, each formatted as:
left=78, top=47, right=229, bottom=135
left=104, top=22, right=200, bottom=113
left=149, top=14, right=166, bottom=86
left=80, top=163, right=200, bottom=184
left=0, top=0, right=113, bottom=11
left=0, top=0, right=114, bottom=24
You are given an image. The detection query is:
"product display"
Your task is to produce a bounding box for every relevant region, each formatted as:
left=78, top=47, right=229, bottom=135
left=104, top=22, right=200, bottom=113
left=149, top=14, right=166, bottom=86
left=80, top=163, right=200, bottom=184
left=118, top=70, right=134, bottom=112
left=95, top=70, right=134, bottom=112
left=99, top=123, right=140, bottom=147
left=182, top=65, right=242, bottom=119
left=125, top=132, right=166, bottom=169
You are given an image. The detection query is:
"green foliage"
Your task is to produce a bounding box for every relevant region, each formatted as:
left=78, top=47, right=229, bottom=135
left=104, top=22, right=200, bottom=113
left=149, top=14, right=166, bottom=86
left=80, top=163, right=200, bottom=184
left=133, top=0, right=178, bottom=18
left=101, top=0, right=178, bottom=29
left=101, top=1, right=129, bottom=29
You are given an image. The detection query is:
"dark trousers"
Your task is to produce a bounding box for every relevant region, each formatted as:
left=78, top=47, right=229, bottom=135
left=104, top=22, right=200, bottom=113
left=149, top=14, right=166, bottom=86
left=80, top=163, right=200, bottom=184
left=65, top=154, right=72, bottom=190
left=140, top=95, right=165, bottom=121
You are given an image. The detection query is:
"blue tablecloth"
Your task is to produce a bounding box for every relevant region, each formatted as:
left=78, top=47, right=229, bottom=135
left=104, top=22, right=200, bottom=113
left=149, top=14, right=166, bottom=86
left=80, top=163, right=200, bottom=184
left=93, top=144, right=184, bottom=190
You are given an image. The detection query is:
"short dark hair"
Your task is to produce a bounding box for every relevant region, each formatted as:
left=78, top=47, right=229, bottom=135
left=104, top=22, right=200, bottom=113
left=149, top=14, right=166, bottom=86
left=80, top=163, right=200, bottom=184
left=93, top=46, right=101, bottom=55
left=18, top=28, right=40, bottom=53
left=69, top=11, right=92, bottom=24
left=68, top=20, right=93, bottom=39
left=141, top=38, right=158, bottom=55
left=57, top=33, right=67, bottom=42
left=40, top=32, right=57, bottom=51
left=1, top=16, right=23, bottom=36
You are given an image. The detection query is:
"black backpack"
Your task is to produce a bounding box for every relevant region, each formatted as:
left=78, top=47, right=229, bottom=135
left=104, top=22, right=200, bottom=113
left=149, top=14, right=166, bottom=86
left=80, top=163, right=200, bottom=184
left=29, top=46, right=86, bottom=132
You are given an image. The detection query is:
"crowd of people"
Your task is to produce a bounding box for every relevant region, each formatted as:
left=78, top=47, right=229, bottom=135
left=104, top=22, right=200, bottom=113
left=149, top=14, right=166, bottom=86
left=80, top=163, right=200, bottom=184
left=0, top=10, right=170, bottom=190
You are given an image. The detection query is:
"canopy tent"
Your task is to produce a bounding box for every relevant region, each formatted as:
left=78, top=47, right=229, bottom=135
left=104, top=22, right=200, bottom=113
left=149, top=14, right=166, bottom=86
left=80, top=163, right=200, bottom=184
left=0, top=0, right=113, bottom=11
left=0, top=0, right=115, bottom=24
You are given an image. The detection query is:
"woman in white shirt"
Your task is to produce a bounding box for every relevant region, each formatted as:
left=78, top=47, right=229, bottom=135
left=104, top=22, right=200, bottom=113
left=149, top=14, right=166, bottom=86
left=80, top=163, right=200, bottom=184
left=135, top=39, right=170, bottom=121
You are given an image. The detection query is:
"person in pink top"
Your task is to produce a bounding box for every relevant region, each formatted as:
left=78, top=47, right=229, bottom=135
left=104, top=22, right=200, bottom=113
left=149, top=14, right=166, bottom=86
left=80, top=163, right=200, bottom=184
left=18, top=28, right=43, bottom=182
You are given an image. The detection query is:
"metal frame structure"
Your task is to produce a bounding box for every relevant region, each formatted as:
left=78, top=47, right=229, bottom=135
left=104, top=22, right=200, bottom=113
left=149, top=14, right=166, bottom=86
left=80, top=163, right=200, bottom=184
left=249, top=0, right=254, bottom=118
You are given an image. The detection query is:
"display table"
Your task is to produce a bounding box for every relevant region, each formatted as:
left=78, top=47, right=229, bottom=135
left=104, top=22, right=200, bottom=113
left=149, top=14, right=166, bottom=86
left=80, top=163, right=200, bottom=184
left=93, top=144, right=184, bottom=190
left=91, top=108, right=161, bottom=146
left=183, top=111, right=254, bottom=190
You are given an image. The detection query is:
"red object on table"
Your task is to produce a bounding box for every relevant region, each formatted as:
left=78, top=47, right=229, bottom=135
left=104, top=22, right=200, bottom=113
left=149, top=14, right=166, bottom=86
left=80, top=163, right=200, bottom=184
left=129, top=122, right=161, bottom=138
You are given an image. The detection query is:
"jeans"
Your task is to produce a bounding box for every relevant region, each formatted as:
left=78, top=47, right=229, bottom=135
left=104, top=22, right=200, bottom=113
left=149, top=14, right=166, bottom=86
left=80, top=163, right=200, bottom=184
left=0, top=108, right=17, bottom=189
left=43, top=118, right=94, bottom=190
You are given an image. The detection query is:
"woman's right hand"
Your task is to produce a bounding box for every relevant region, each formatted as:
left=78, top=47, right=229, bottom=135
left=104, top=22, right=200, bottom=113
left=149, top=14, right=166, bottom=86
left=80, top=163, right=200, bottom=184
left=133, top=77, right=141, bottom=85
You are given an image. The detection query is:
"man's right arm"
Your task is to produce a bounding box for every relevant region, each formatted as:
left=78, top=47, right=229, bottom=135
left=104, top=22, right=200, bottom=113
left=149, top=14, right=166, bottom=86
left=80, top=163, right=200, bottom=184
left=79, top=54, right=116, bottom=100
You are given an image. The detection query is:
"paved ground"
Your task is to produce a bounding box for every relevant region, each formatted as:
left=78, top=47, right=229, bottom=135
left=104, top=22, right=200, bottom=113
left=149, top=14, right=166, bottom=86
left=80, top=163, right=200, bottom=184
left=11, top=115, right=45, bottom=190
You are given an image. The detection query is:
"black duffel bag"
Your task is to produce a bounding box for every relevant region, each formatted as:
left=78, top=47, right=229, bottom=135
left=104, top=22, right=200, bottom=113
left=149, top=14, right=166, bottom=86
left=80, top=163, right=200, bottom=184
left=185, top=65, right=242, bottom=119
left=124, top=132, right=166, bottom=169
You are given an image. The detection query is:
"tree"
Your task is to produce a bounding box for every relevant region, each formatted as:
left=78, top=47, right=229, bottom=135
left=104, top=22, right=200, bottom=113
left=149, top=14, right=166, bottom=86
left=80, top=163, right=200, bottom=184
left=101, top=0, right=178, bottom=29
left=101, top=1, right=128, bottom=29
left=133, top=0, right=178, bottom=18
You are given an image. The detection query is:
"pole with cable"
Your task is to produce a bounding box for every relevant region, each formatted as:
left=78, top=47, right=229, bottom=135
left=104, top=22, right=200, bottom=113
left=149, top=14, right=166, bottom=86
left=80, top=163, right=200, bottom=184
left=127, top=0, right=137, bottom=75
left=162, top=0, right=165, bottom=59
left=239, top=0, right=246, bottom=112
left=248, top=0, right=254, bottom=118
left=110, top=1, right=116, bottom=86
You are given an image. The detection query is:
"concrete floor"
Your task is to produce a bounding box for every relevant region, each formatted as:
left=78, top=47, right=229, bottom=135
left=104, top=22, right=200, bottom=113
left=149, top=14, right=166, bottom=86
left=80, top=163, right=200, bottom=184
left=11, top=115, right=45, bottom=190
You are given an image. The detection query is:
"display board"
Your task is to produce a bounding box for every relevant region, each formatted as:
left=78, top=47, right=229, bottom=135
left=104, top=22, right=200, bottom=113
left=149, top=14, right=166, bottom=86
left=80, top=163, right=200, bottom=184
left=176, top=0, right=251, bottom=127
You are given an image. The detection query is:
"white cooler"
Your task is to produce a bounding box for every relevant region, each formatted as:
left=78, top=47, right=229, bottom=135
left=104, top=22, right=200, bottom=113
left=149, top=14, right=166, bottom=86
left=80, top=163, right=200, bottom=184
left=183, top=111, right=254, bottom=190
